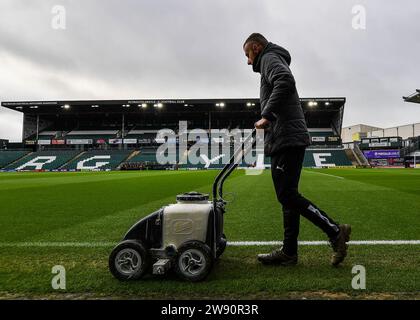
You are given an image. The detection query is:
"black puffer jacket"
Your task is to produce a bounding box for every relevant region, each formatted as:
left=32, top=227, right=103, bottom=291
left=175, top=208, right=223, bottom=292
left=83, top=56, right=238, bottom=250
left=253, top=42, right=310, bottom=156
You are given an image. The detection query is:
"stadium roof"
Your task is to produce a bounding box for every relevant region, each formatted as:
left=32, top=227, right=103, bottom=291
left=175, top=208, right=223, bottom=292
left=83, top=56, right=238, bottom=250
left=1, top=97, right=346, bottom=133
left=403, top=89, right=420, bottom=104
left=1, top=97, right=345, bottom=113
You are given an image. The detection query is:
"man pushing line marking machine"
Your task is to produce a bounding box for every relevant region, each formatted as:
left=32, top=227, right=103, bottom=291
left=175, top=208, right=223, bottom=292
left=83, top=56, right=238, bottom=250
left=243, top=33, right=351, bottom=266
left=109, top=33, right=352, bottom=283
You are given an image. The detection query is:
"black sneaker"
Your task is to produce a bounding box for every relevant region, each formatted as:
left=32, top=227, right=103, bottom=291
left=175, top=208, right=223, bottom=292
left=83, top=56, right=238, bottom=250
left=330, top=224, right=352, bottom=266
left=257, top=248, right=297, bottom=266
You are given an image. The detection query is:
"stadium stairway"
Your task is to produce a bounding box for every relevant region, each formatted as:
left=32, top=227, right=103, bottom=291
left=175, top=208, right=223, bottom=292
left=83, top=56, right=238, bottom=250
left=126, top=150, right=159, bottom=164
left=61, top=150, right=132, bottom=171
left=57, top=151, right=86, bottom=170
left=344, top=149, right=360, bottom=166
left=116, top=150, right=138, bottom=170
left=121, top=150, right=140, bottom=162
left=354, top=144, right=370, bottom=166
left=0, top=150, right=32, bottom=169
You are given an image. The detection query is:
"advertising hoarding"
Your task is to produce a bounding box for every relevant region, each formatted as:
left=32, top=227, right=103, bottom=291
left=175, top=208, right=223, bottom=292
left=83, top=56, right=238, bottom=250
left=363, top=149, right=400, bottom=159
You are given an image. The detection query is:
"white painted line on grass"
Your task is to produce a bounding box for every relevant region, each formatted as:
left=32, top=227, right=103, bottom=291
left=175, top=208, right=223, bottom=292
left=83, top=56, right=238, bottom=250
left=0, top=242, right=115, bottom=248
left=303, top=170, right=345, bottom=179
left=228, top=240, right=420, bottom=246
left=0, top=240, right=419, bottom=247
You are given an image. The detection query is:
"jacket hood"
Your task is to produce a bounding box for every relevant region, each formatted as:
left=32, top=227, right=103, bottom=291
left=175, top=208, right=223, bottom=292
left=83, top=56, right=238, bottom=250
left=252, top=42, right=291, bottom=73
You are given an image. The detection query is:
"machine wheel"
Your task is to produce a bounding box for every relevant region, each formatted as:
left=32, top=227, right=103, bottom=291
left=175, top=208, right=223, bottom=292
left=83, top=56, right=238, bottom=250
left=174, top=241, right=213, bottom=282
left=109, top=240, right=150, bottom=281
left=216, top=233, right=227, bottom=259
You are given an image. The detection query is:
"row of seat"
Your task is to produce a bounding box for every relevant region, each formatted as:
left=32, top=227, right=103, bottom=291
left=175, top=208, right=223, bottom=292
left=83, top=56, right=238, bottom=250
left=0, top=148, right=352, bottom=171
left=0, top=150, right=132, bottom=171
left=0, top=151, right=31, bottom=168
left=3, top=151, right=80, bottom=170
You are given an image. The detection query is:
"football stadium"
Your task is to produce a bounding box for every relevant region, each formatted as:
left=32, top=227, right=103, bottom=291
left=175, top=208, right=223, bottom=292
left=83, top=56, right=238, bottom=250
left=0, top=96, right=419, bottom=299
left=1, top=2, right=420, bottom=309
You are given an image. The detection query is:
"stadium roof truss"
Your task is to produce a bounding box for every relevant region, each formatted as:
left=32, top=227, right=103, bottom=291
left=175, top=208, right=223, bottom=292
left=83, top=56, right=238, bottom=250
left=403, top=89, right=420, bottom=104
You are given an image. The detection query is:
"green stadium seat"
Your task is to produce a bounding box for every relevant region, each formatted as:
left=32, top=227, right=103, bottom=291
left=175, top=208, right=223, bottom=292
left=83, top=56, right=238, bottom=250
left=5, top=151, right=80, bottom=171
left=0, top=151, right=31, bottom=169
left=303, top=149, right=352, bottom=167
left=128, top=153, right=158, bottom=163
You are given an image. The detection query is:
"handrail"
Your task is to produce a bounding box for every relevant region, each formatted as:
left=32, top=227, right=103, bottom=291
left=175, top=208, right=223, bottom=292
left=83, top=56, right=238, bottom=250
left=212, top=129, right=256, bottom=205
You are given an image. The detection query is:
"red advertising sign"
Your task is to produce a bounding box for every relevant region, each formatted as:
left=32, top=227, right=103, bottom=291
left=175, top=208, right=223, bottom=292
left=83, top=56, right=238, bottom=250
left=51, top=139, right=65, bottom=145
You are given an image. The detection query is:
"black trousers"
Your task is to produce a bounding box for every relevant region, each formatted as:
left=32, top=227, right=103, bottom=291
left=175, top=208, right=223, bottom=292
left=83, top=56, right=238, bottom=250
left=271, top=146, right=340, bottom=256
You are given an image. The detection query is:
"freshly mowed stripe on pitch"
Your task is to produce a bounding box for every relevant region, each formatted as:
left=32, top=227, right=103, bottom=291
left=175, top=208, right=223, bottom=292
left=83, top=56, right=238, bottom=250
left=0, top=170, right=206, bottom=191
left=1, top=169, right=419, bottom=243
left=225, top=168, right=420, bottom=240
left=305, top=168, right=420, bottom=196
left=0, top=170, right=224, bottom=242
left=0, top=246, right=418, bottom=298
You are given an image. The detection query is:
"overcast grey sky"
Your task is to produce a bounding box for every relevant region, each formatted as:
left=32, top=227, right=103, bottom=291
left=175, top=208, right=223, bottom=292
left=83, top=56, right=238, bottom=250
left=1, top=0, right=419, bottom=142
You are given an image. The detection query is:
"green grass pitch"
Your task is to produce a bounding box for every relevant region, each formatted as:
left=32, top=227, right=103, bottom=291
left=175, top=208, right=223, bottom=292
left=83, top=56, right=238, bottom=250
left=0, top=168, right=419, bottom=299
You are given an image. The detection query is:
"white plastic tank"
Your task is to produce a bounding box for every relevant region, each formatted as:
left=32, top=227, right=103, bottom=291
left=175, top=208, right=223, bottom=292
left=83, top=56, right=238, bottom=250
left=162, top=192, right=212, bottom=249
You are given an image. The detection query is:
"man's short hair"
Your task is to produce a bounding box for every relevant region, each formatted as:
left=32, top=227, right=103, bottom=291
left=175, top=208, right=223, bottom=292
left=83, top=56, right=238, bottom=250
left=243, top=33, right=268, bottom=47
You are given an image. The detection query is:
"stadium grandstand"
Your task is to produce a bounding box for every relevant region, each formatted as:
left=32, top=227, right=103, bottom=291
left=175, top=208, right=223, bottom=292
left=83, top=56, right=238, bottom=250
left=0, top=98, right=352, bottom=171
left=357, top=136, right=406, bottom=168
left=339, top=89, right=420, bottom=168
left=401, top=89, right=420, bottom=167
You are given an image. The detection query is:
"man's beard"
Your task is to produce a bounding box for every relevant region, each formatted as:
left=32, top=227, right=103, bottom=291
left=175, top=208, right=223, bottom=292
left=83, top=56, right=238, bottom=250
left=252, top=51, right=261, bottom=73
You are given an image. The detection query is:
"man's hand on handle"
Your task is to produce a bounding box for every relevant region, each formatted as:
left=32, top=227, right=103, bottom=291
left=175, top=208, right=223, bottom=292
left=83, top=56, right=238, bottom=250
left=254, top=117, right=271, bottom=129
